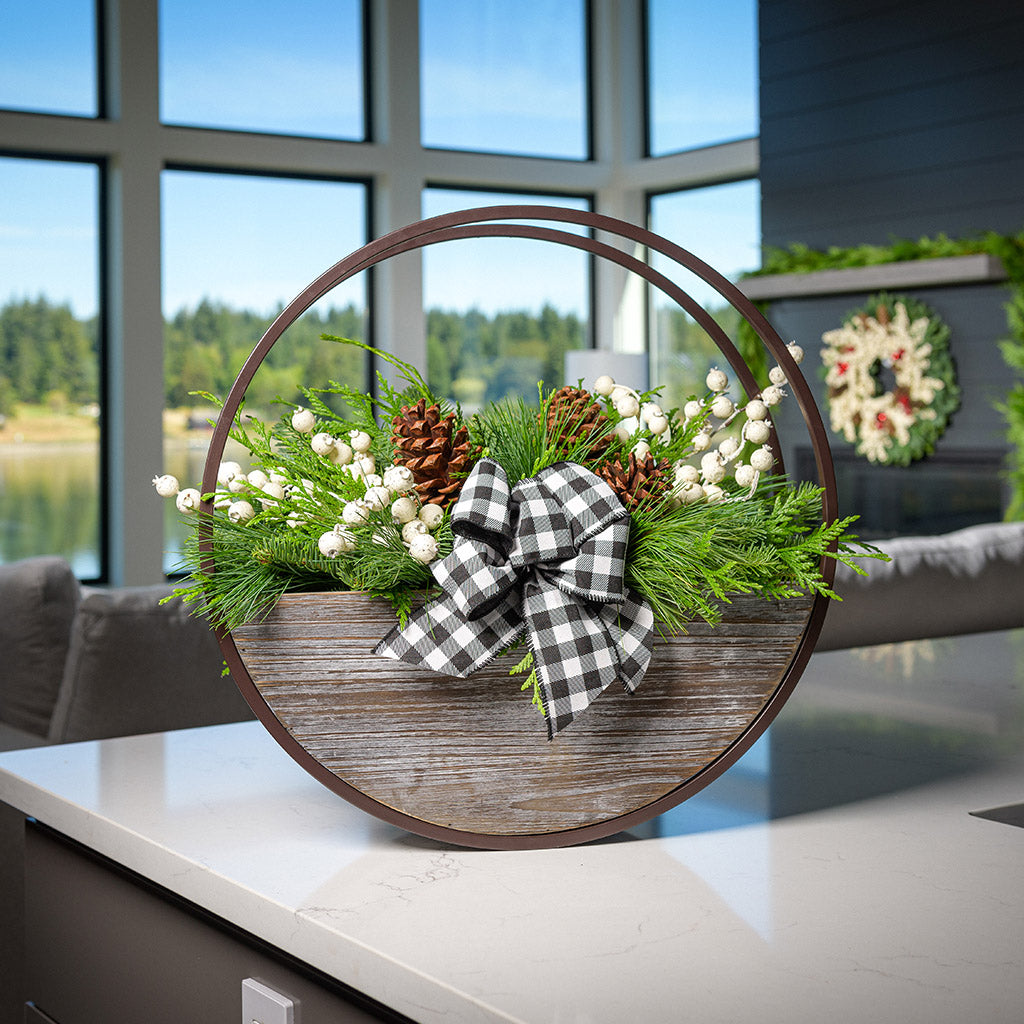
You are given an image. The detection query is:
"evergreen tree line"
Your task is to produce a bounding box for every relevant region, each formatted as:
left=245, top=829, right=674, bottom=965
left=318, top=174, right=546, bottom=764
left=0, top=296, right=738, bottom=419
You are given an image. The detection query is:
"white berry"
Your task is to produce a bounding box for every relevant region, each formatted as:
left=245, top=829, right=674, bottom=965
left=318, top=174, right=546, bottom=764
left=680, top=482, right=704, bottom=504
left=632, top=440, right=651, bottom=461
left=640, top=402, right=664, bottom=423
left=175, top=487, right=202, bottom=513
left=342, top=500, right=370, bottom=525
left=769, top=366, right=787, bottom=385
left=704, top=484, right=725, bottom=503
left=318, top=530, right=344, bottom=558
left=310, top=432, right=336, bottom=457
left=408, top=533, right=439, bottom=564
left=762, top=385, right=784, bottom=407
left=614, top=393, right=640, bottom=418
left=227, top=499, right=255, bottom=523
left=718, top=437, right=740, bottom=458
left=227, top=476, right=247, bottom=493
left=246, top=469, right=269, bottom=489
left=646, top=414, right=670, bottom=436
left=152, top=474, right=179, bottom=497
left=291, top=407, right=316, bottom=433
left=614, top=421, right=635, bottom=442
left=745, top=399, right=769, bottom=421
left=402, top=519, right=428, bottom=543
left=363, top=485, right=390, bottom=511
left=674, top=462, right=700, bottom=485
left=692, top=430, right=712, bottom=452
left=787, top=342, right=804, bottom=364
left=683, top=399, right=703, bottom=420
left=349, top=430, right=372, bottom=453
left=383, top=465, right=415, bottom=493
left=706, top=368, right=728, bottom=393
left=330, top=442, right=354, bottom=466
left=391, top=496, right=419, bottom=523
left=260, top=481, right=286, bottom=507
left=318, top=527, right=355, bottom=558
left=701, top=452, right=726, bottom=484
left=750, top=446, right=774, bottom=472
left=711, top=395, right=734, bottom=419
left=593, top=374, right=616, bottom=397
left=217, top=461, right=242, bottom=485
left=418, top=503, right=445, bottom=530
left=734, top=463, right=757, bottom=488
left=744, top=419, right=771, bottom=445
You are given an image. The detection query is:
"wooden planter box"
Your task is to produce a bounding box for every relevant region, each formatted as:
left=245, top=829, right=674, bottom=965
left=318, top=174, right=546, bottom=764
left=225, top=589, right=817, bottom=848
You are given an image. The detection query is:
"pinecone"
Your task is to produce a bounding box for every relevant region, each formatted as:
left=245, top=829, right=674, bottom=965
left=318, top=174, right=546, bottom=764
left=392, top=399, right=476, bottom=508
left=545, top=385, right=612, bottom=458
left=599, top=452, right=671, bottom=508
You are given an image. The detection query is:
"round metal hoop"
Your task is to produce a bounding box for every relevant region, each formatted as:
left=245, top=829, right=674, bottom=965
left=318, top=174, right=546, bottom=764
left=203, top=206, right=838, bottom=849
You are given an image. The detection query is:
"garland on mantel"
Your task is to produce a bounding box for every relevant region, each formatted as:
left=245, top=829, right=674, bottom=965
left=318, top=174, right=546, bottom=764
left=737, top=230, right=1024, bottom=519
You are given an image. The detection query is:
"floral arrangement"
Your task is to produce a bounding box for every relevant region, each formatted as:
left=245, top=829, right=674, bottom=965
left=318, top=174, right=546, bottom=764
left=821, top=292, right=959, bottom=465
left=155, top=336, right=883, bottom=735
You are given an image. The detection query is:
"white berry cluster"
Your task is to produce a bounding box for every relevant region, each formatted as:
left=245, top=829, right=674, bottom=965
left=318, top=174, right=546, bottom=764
left=589, top=341, right=803, bottom=508
left=671, top=343, right=803, bottom=505
left=326, top=462, right=444, bottom=565
left=592, top=374, right=672, bottom=464
left=292, top=406, right=445, bottom=564
left=154, top=407, right=449, bottom=568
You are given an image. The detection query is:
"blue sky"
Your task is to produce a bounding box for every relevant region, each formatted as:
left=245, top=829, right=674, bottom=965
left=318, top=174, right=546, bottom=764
left=0, top=0, right=758, bottom=320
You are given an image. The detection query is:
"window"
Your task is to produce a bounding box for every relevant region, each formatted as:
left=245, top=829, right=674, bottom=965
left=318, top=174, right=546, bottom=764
left=159, top=0, right=365, bottom=139
left=648, top=180, right=761, bottom=401
left=0, top=1, right=98, bottom=117
left=421, top=189, right=591, bottom=407
left=160, top=170, right=368, bottom=572
left=0, top=3, right=759, bottom=582
left=420, top=0, right=588, bottom=159
left=646, top=0, right=758, bottom=156
left=0, top=157, right=101, bottom=577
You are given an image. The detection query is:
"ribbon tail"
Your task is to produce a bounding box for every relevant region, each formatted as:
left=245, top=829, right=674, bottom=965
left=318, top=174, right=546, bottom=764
left=596, top=586, right=656, bottom=693
left=374, top=592, right=524, bottom=678
left=522, top=582, right=623, bottom=739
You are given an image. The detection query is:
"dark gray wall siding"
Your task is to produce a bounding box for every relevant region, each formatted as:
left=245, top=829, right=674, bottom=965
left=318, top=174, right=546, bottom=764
left=759, top=0, right=1024, bottom=247
left=756, top=2, right=1024, bottom=531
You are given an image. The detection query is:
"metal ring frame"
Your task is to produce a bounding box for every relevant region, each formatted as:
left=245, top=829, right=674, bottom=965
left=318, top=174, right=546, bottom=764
left=202, top=205, right=839, bottom=850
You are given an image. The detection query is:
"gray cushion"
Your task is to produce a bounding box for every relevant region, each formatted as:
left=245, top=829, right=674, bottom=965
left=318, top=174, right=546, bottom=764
left=0, top=556, right=80, bottom=736
left=48, top=585, right=252, bottom=744
left=817, top=521, right=1024, bottom=650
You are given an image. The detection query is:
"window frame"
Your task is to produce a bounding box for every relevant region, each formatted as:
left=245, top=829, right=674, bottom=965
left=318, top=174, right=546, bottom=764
left=0, top=0, right=758, bottom=584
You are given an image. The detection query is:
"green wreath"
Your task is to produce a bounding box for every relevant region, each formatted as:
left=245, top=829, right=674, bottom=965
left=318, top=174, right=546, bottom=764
left=821, top=292, right=960, bottom=466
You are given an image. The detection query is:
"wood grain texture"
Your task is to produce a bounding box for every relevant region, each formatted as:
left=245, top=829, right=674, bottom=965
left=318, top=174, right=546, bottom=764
left=232, top=591, right=813, bottom=836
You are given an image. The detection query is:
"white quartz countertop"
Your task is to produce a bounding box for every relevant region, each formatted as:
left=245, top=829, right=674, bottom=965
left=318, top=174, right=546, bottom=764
left=2, top=632, right=1023, bottom=1023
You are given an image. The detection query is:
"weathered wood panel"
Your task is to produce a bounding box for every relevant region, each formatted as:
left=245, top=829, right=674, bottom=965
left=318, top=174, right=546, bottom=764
left=232, top=591, right=813, bottom=836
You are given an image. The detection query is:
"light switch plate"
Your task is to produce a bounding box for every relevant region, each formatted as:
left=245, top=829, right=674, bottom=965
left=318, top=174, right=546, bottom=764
left=242, top=977, right=296, bottom=1024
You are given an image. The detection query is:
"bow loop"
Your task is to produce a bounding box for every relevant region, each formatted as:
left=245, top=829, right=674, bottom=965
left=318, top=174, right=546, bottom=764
left=507, top=477, right=576, bottom=567
left=375, top=458, right=656, bottom=737
left=450, top=459, right=514, bottom=546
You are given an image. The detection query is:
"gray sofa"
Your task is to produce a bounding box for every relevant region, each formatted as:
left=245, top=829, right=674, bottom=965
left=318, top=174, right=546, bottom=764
left=815, top=520, right=1024, bottom=650
left=2, top=520, right=1023, bottom=752
left=0, top=557, right=252, bottom=752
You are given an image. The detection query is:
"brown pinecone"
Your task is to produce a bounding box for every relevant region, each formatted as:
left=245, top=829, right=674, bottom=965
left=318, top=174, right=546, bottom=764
left=600, top=452, right=671, bottom=508
left=392, top=398, right=476, bottom=508
left=545, top=385, right=612, bottom=458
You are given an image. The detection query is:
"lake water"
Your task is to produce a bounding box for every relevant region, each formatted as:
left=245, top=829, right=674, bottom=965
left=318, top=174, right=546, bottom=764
left=0, top=438, right=244, bottom=579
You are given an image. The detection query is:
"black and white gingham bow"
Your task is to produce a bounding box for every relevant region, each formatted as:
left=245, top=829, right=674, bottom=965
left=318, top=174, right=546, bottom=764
left=375, top=458, right=656, bottom=737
